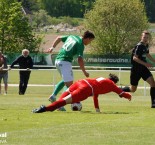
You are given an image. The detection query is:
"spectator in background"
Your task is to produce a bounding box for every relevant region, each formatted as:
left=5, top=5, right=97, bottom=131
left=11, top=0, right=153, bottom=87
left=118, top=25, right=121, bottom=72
left=0, top=51, right=8, bottom=95
left=10, top=49, right=33, bottom=95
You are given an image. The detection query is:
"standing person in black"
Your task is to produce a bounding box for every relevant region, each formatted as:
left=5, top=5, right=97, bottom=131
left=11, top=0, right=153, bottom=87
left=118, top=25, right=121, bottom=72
left=122, top=31, right=155, bottom=108
left=10, top=49, right=33, bottom=95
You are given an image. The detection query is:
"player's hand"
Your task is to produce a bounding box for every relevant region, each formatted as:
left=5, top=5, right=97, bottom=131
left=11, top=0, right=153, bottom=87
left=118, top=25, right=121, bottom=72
left=127, top=93, right=132, bottom=101
left=44, top=47, right=54, bottom=53
left=145, top=63, right=153, bottom=68
left=84, top=71, right=89, bottom=77
left=8, top=67, right=11, bottom=70
left=121, top=92, right=132, bottom=101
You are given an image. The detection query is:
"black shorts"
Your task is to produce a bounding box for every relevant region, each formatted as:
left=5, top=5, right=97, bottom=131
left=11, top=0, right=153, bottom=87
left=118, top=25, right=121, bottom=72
left=130, top=66, right=152, bottom=86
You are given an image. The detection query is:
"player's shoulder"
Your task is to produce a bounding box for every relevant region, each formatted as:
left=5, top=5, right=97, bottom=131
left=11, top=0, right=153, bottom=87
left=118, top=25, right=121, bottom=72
left=71, top=35, right=82, bottom=42
left=96, top=77, right=105, bottom=82
left=96, top=77, right=112, bottom=84
left=61, top=35, right=68, bottom=39
left=136, top=42, right=146, bottom=48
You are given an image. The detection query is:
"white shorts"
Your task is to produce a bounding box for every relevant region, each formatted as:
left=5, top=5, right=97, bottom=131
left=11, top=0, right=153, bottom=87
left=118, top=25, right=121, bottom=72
left=55, top=60, right=73, bottom=82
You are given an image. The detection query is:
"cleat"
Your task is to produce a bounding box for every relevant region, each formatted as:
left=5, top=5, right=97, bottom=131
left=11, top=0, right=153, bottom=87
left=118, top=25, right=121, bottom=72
left=57, top=107, right=66, bottom=111
left=32, top=105, right=46, bottom=113
left=48, top=95, right=56, bottom=103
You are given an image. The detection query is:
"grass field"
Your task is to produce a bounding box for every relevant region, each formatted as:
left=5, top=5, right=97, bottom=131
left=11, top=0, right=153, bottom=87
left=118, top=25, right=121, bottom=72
left=0, top=70, right=155, bottom=145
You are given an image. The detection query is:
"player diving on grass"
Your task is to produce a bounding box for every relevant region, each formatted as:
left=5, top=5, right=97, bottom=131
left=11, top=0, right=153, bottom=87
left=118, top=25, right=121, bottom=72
left=32, top=74, right=132, bottom=113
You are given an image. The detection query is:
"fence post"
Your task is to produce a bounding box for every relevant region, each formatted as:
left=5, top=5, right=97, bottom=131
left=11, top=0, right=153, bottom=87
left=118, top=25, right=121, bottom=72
left=119, top=67, right=121, bottom=86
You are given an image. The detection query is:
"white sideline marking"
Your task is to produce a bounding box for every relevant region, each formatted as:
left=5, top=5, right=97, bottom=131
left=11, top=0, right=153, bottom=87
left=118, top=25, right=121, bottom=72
left=4, top=84, right=54, bottom=87
left=1, top=84, right=151, bottom=89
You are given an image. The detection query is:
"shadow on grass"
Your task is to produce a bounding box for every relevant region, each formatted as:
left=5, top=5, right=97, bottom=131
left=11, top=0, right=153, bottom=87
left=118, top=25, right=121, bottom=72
left=30, top=110, right=138, bottom=114
left=80, top=111, right=138, bottom=114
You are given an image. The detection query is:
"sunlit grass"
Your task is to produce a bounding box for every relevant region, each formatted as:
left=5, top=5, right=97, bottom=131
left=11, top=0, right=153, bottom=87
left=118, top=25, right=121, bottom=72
left=0, top=69, right=155, bottom=145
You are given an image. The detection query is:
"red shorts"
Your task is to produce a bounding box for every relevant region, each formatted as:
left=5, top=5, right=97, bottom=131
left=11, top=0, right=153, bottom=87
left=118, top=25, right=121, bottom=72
left=69, top=80, right=92, bottom=103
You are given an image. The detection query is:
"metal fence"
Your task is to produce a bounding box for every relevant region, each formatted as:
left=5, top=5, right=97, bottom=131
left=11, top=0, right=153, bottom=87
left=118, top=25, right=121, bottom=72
left=2, top=66, right=154, bottom=96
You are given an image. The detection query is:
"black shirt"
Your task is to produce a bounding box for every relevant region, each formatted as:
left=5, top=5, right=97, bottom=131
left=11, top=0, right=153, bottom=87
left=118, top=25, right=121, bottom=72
left=131, top=42, right=149, bottom=67
left=10, top=55, right=33, bottom=69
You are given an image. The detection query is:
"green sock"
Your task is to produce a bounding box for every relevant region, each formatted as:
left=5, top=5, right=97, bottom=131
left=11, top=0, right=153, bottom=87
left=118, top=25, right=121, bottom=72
left=63, top=85, right=68, bottom=92
left=53, top=80, right=65, bottom=96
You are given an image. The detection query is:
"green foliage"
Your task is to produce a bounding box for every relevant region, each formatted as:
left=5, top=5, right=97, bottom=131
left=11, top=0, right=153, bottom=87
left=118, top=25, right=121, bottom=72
left=84, top=0, right=149, bottom=55
left=58, top=16, right=83, bottom=26
left=19, top=0, right=40, bottom=11
left=39, top=0, right=95, bottom=18
left=32, top=9, right=52, bottom=28
left=17, top=0, right=155, bottom=22
left=0, top=0, right=42, bottom=53
left=32, top=11, right=83, bottom=29
left=49, top=16, right=83, bottom=27
left=142, top=0, right=155, bottom=22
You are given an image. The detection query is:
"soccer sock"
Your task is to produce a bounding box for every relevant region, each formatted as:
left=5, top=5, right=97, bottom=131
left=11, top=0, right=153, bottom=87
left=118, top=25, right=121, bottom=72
left=53, top=80, right=65, bottom=96
left=63, top=85, right=68, bottom=92
left=45, top=99, right=66, bottom=111
left=121, top=86, right=131, bottom=92
left=150, top=87, right=155, bottom=107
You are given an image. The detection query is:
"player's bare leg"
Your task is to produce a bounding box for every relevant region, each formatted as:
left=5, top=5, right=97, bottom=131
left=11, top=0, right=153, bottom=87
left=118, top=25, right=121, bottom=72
left=146, top=76, right=155, bottom=108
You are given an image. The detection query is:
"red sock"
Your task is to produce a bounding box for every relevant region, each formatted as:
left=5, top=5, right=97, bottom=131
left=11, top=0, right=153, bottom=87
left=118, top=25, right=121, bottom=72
left=45, top=99, right=66, bottom=111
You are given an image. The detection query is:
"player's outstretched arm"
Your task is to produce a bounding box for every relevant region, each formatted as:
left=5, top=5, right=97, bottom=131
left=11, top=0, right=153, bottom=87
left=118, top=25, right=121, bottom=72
left=112, top=84, right=132, bottom=101
left=44, top=36, right=62, bottom=53
left=93, top=95, right=100, bottom=112
left=78, top=57, right=89, bottom=77
left=119, top=92, right=132, bottom=101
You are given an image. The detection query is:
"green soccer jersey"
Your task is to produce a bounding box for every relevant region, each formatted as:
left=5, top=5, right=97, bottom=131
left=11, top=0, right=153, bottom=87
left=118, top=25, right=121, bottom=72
left=56, top=35, right=84, bottom=62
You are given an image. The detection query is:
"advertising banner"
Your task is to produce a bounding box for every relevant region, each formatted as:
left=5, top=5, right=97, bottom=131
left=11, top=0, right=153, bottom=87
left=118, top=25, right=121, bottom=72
left=51, top=54, right=132, bottom=67
left=9, top=53, right=155, bottom=67
left=5, top=53, right=132, bottom=67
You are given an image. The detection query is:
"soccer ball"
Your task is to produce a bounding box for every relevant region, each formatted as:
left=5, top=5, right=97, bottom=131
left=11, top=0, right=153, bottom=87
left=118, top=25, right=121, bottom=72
left=71, top=102, right=82, bottom=111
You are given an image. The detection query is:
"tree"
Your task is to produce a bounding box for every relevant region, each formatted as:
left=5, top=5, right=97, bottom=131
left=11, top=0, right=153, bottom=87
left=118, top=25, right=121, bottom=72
left=32, top=9, right=52, bottom=28
left=142, top=0, right=155, bottom=22
left=0, top=0, right=42, bottom=53
left=18, top=0, right=40, bottom=12
left=84, top=0, right=149, bottom=55
left=39, top=0, right=95, bottom=18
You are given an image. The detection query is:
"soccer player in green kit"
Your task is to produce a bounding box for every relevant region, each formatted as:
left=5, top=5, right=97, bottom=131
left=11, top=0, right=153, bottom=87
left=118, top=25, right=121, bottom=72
left=46, top=31, right=95, bottom=110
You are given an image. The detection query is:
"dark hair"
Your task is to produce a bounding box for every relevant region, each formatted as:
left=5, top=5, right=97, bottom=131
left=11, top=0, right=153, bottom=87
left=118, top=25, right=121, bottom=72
left=83, top=31, right=95, bottom=39
left=142, top=30, right=150, bottom=35
left=109, top=73, right=119, bottom=84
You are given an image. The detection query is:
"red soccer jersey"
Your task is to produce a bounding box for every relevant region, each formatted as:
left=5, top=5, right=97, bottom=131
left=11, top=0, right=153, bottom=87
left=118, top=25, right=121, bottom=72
left=85, top=77, right=123, bottom=109
left=85, top=77, right=122, bottom=96
left=69, top=77, right=124, bottom=110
